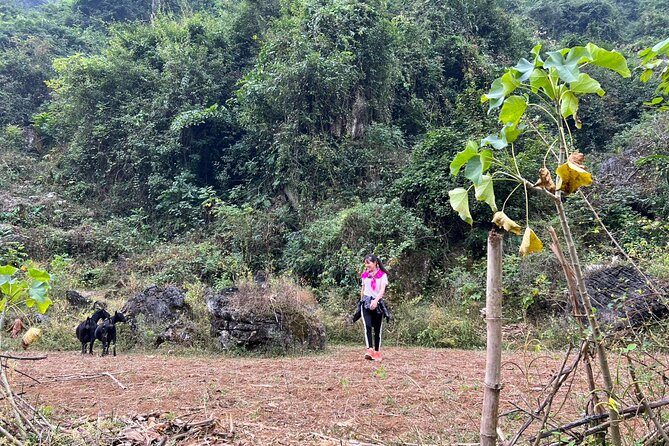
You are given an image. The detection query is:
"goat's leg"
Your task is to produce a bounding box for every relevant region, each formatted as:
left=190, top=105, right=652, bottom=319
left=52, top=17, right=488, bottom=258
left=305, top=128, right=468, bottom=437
left=112, top=342, right=116, bottom=357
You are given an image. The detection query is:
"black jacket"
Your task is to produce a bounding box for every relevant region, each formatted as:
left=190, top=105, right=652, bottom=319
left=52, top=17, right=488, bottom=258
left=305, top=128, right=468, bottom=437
left=352, top=299, right=392, bottom=323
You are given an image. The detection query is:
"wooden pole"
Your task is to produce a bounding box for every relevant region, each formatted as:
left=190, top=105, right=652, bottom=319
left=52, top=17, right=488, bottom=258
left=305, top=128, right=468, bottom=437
left=481, top=230, right=503, bottom=446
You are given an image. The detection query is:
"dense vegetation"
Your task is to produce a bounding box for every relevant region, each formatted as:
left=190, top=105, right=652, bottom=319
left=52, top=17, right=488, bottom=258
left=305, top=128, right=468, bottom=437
left=1, top=0, right=668, bottom=349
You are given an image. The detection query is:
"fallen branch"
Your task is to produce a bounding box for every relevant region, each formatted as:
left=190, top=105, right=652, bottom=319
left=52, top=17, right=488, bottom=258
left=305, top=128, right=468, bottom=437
left=507, top=344, right=581, bottom=446
left=101, top=372, right=127, bottom=390
left=0, top=423, right=24, bottom=446
left=0, top=354, right=47, bottom=361
left=531, top=397, right=669, bottom=441
left=39, top=372, right=127, bottom=390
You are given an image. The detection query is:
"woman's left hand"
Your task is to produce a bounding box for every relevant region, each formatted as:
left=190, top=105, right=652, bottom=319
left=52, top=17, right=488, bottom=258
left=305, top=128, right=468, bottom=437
left=370, top=299, right=378, bottom=310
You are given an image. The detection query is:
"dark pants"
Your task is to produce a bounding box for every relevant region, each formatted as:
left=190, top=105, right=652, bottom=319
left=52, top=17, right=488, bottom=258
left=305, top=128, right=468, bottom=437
left=362, top=306, right=384, bottom=351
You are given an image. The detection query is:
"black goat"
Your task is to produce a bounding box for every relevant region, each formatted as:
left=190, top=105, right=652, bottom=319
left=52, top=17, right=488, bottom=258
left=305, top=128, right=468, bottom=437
left=95, top=311, right=127, bottom=356
left=75, top=308, right=110, bottom=354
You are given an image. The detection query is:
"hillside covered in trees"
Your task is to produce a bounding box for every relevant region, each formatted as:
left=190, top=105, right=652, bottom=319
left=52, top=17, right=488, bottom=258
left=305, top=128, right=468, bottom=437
left=1, top=0, right=668, bottom=348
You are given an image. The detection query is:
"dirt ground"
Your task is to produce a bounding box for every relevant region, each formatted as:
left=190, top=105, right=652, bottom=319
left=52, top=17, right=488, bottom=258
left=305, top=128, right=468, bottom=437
left=9, top=346, right=591, bottom=445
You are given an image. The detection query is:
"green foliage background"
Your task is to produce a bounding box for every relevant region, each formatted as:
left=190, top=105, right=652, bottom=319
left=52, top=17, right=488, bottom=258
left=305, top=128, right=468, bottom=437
left=1, top=0, right=668, bottom=349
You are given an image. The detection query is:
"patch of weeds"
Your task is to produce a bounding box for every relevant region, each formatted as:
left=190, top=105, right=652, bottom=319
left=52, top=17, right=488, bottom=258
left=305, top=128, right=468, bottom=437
left=248, top=407, right=261, bottom=421
left=382, top=395, right=396, bottom=407
left=339, top=377, right=350, bottom=388
left=441, top=389, right=456, bottom=402
left=373, top=365, right=388, bottom=379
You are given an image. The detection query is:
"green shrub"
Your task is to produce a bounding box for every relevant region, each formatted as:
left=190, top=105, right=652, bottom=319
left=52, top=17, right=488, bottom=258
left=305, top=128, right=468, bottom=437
left=0, top=124, right=26, bottom=152
left=0, top=242, right=28, bottom=266
left=282, top=198, right=434, bottom=293
left=320, top=288, right=362, bottom=345
left=135, top=241, right=249, bottom=287
left=390, top=299, right=484, bottom=349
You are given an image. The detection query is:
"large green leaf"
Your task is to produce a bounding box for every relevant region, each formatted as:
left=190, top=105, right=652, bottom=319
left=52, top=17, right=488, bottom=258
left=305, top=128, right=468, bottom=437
left=28, top=268, right=51, bottom=282
left=480, top=124, right=523, bottom=150
left=0, top=265, right=18, bottom=285
left=585, top=43, right=630, bottom=78
left=651, top=37, right=669, bottom=53
left=544, top=50, right=580, bottom=83
left=27, top=281, right=51, bottom=314
left=640, top=69, right=654, bottom=83
left=570, top=73, right=605, bottom=96
left=529, top=69, right=556, bottom=100
left=450, top=141, right=478, bottom=176
left=481, top=133, right=507, bottom=150
left=448, top=188, right=473, bottom=225
left=560, top=90, right=579, bottom=119
left=499, top=95, right=527, bottom=126
left=0, top=296, right=6, bottom=312
left=481, top=71, right=519, bottom=110
left=514, top=58, right=535, bottom=82
left=1, top=280, right=26, bottom=300
left=464, top=155, right=483, bottom=185
left=531, top=44, right=543, bottom=64
left=502, top=123, right=523, bottom=143
left=480, top=149, right=493, bottom=173
left=474, top=175, right=497, bottom=212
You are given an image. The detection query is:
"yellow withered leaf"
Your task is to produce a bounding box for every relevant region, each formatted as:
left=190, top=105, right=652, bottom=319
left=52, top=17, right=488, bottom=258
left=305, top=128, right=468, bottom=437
left=534, top=167, right=556, bottom=193
left=555, top=161, right=593, bottom=194
left=21, top=327, right=42, bottom=350
left=568, top=151, right=585, bottom=167
left=519, top=227, right=543, bottom=256
left=491, top=211, right=522, bottom=235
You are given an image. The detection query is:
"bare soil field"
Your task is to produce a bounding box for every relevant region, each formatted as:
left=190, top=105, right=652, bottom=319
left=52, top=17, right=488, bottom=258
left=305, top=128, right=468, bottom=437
left=10, top=346, right=589, bottom=445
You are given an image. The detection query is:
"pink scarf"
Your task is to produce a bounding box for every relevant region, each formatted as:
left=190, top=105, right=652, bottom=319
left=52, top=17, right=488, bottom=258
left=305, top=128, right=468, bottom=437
left=361, top=269, right=385, bottom=291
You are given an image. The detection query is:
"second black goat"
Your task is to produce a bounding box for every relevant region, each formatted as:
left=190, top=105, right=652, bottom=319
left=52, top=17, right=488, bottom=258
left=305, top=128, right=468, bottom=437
left=75, top=308, right=110, bottom=354
left=95, top=311, right=127, bottom=356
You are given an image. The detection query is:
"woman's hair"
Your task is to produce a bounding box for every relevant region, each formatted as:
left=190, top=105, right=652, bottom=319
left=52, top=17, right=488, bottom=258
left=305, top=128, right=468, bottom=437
left=364, top=254, right=388, bottom=274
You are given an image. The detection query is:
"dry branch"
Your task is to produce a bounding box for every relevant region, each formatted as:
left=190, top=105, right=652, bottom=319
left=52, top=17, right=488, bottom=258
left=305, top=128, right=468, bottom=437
left=38, top=372, right=127, bottom=389
left=531, top=398, right=669, bottom=441
left=507, top=345, right=582, bottom=446
left=0, top=354, right=47, bottom=361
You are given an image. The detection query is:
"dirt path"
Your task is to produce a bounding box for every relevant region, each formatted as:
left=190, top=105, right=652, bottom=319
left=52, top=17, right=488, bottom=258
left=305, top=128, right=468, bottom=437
left=10, top=346, right=585, bottom=444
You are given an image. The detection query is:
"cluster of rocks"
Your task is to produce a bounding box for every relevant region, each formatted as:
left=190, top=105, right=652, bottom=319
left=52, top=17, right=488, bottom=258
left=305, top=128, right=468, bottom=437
left=81, top=284, right=327, bottom=352
left=206, top=289, right=325, bottom=351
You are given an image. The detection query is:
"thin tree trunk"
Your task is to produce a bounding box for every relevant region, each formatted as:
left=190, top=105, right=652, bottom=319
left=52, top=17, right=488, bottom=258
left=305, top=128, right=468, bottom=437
left=553, top=119, right=621, bottom=446
left=554, top=198, right=622, bottom=446
left=547, top=227, right=601, bottom=416
left=481, top=230, right=503, bottom=446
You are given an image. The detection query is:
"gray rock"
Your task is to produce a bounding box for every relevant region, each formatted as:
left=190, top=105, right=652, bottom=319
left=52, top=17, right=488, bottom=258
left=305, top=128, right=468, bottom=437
left=122, top=285, right=195, bottom=346
left=65, top=290, right=91, bottom=308
left=122, top=285, right=191, bottom=326
left=206, top=288, right=325, bottom=352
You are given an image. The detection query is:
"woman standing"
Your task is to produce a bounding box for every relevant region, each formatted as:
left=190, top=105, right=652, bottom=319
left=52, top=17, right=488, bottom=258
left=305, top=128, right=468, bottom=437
left=360, top=254, right=388, bottom=361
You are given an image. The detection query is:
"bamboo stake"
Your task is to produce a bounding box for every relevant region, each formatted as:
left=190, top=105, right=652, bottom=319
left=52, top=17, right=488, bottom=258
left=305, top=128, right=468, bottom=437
left=480, top=230, right=503, bottom=446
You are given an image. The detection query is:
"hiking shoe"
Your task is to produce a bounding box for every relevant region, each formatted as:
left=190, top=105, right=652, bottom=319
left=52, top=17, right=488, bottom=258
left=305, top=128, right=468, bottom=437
left=372, top=350, right=382, bottom=361
left=364, top=348, right=374, bottom=360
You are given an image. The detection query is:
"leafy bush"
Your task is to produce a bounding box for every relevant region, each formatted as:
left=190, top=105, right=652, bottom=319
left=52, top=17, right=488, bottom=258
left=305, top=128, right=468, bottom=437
left=134, top=241, right=249, bottom=287
left=282, top=198, right=434, bottom=292
left=389, top=298, right=484, bottom=348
